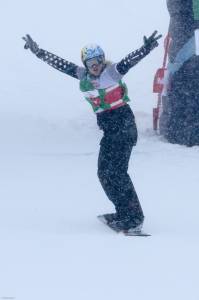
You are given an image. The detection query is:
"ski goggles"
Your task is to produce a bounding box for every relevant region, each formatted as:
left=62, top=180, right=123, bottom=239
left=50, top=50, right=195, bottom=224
left=85, top=56, right=104, bottom=69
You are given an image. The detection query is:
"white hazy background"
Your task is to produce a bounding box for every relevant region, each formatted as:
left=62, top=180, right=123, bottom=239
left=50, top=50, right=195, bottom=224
left=1, top=1, right=199, bottom=300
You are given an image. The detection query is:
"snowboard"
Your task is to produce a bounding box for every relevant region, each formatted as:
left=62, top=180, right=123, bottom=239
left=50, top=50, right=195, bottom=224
left=97, top=215, right=151, bottom=237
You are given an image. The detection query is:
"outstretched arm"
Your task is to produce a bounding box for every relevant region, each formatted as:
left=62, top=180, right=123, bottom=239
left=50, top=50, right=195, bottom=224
left=116, top=31, right=162, bottom=75
left=22, top=34, right=82, bottom=79
left=36, top=48, right=79, bottom=79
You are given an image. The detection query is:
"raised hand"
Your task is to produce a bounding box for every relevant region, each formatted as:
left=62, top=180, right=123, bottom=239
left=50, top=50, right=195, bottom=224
left=143, top=30, right=162, bottom=51
left=22, top=34, right=40, bottom=54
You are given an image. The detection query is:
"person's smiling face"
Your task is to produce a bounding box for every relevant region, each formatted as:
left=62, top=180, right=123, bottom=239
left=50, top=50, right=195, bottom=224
left=86, top=56, right=105, bottom=77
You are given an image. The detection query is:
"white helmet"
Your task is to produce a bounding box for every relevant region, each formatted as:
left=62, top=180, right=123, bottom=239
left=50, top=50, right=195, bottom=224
left=81, top=44, right=105, bottom=65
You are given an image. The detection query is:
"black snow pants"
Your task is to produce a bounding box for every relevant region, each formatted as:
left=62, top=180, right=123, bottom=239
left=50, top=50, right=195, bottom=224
left=97, top=104, right=144, bottom=222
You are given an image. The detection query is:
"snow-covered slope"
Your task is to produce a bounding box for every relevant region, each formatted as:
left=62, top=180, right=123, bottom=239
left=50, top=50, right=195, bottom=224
left=0, top=1, right=199, bottom=300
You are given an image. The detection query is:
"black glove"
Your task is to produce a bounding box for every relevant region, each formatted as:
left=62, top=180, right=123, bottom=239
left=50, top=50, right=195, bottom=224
left=143, top=30, right=162, bottom=52
left=22, top=34, right=40, bottom=54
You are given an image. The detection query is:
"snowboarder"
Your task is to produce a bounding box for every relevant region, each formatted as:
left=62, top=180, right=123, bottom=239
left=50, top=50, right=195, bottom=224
left=22, top=31, right=161, bottom=232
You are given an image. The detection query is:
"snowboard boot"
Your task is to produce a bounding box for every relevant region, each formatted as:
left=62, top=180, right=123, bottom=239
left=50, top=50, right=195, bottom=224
left=108, top=206, right=145, bottom=231
left=108, top=216, right=144, bottom=231
left=100, top=213, right=118, bottom=224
